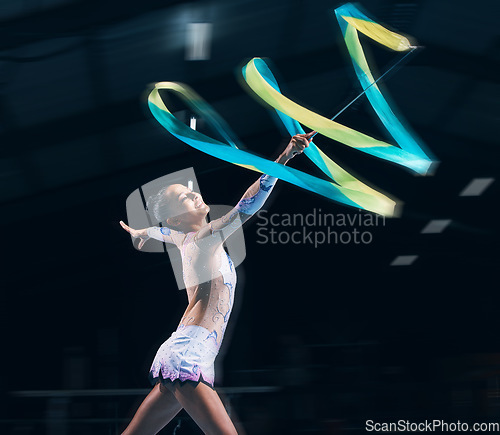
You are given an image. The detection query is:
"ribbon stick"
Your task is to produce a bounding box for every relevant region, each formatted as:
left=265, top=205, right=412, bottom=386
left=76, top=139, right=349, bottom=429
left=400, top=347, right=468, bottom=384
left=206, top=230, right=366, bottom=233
left=310, top=45, right=419, bottom=137
left=148, top=82, right=397, bottom=216
left=242, top=3, right=436, bottom=175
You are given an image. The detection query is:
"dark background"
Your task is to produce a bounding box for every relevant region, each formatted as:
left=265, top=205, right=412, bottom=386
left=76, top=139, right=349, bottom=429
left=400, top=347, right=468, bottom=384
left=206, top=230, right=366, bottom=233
left=1, top=0, right=499, bottom=433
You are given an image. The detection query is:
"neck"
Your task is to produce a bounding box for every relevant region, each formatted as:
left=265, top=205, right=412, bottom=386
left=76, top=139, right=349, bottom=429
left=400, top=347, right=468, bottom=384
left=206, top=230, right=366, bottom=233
left=176, top=218, right=208, bottom=234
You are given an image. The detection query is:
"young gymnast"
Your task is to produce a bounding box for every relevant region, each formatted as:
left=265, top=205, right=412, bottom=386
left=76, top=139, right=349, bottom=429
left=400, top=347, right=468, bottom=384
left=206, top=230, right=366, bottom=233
left=119, top=131, right=314, bottom=434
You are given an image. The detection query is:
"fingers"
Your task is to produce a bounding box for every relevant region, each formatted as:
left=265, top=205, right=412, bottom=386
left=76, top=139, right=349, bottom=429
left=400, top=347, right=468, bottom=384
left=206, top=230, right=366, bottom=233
left=293, top=132, right=315, bottom=144
left=120, top=220, right=131, bottom=233
left=306, top=131, right=317, bottom=142
left=287, top=132, right=314, bottom=158
left=292, top=136, right=308, bottom=147
left=121, top=220, right=148, bottom=250
left=291, top=135, right=311, bottom=153
left=294, top=130, right=316, bottom=139
left=120, top=220, right=138, bottom=238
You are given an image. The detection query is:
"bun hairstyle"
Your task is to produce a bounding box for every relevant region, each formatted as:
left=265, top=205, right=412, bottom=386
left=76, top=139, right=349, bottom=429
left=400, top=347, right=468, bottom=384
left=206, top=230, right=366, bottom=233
left=147, top=186, right=172, bottom=223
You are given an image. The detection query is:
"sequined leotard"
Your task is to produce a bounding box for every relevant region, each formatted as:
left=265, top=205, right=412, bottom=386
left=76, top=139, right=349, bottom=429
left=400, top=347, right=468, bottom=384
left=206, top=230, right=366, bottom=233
left=177, top=232, right=237, bottom=347
left=147, top=174, right=277, bottom=388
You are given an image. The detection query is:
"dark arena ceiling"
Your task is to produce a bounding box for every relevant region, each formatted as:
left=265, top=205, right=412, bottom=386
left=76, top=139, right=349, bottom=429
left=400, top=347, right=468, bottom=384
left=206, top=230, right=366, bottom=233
left=1, top=0, right=499, bottom=432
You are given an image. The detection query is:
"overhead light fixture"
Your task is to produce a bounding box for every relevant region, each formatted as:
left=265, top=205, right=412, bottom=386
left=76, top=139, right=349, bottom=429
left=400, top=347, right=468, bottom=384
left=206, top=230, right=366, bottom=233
left=185, top=22, right=212, bottom=61
left=459, top=178, right=494, bottom=196
left=421, top=219, right=451, bottom=234
left=390, top=255, right=418, bottom=266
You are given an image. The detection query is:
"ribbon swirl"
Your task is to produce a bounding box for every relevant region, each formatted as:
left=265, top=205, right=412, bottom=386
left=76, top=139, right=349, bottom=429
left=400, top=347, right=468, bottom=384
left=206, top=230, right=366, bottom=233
left=147, top=3, right=437, bottom=217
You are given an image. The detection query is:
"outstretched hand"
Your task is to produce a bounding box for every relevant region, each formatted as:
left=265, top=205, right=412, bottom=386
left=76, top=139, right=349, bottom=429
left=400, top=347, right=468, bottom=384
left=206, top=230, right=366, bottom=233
left=120, top=220, right=149, bottom=250
left=284, top=131, right=315, bottom=160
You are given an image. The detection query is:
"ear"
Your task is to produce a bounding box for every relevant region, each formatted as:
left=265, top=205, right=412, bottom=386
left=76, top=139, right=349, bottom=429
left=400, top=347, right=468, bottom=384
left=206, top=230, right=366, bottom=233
left=166, top=216, right=181, bottom=228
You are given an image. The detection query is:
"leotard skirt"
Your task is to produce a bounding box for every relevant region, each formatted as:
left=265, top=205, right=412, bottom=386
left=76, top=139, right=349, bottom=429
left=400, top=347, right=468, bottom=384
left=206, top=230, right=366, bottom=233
left=149, top=324, right=219, bottom=389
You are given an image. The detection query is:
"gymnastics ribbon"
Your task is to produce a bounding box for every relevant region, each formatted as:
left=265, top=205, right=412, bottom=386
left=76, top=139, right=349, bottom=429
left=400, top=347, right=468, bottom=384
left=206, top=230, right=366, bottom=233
left=148, top=82, right=396, bottom=216
left=147, top=3, right=437, bottom=217
left=241, top=3, right=435, bottom=175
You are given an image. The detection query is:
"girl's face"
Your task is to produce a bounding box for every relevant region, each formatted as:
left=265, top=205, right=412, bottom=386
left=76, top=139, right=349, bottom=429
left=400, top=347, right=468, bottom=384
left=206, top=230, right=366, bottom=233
left=163, top=183, right=209, bottom=223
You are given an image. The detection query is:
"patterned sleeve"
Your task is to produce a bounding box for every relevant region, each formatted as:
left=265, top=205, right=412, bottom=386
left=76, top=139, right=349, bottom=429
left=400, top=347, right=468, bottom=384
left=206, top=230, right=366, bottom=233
left=147, top=226, right=182, bottom=244
left=207, top=174, right=278, bottom=238
left=234, top=174, right=277, bottom=216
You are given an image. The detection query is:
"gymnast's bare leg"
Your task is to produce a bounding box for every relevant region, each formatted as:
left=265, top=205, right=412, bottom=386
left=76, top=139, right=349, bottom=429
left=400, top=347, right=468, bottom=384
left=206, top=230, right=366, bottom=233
left=121, top=383, right=181, bottom=435
left=121, top=381, right=238, bottom=435
left=166, top=382, right=238, bottom=435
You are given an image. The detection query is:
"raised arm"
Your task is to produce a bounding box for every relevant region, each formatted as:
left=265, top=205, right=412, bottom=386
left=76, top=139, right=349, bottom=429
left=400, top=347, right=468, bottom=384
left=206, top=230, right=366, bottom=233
left=119, top=221, right=182, bottom=249
left=199, top=132, right=314, bottom=242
